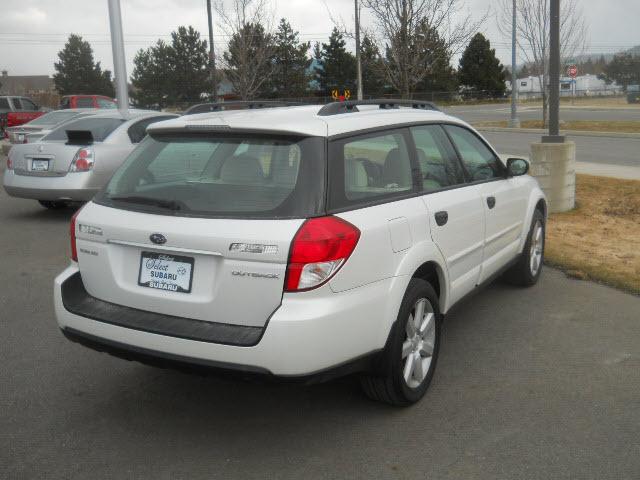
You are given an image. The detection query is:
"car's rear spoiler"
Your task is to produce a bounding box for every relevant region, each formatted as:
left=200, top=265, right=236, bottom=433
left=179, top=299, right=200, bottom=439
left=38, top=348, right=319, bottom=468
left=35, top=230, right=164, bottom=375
left=66, top=130, right=94, bottom=145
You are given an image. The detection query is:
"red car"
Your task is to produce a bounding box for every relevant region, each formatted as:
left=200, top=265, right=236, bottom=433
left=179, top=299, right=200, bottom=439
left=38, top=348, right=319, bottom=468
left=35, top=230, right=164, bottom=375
left=59, top=95, right=117, bottom=109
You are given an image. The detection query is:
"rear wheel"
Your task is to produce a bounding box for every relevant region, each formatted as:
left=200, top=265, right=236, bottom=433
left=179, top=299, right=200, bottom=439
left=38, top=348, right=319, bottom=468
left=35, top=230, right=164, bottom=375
left=38, top=200, right=70, bottom=210
left=504, top=209, right=545, bottom=286
left=360, top=278, right=441, bottom=406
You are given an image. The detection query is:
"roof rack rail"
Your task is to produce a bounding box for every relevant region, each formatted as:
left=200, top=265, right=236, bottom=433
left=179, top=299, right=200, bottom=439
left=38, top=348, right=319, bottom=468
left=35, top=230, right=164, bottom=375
left=317, top=99, right=440, bottom=116
left=184, top=100, right=304, bottom=115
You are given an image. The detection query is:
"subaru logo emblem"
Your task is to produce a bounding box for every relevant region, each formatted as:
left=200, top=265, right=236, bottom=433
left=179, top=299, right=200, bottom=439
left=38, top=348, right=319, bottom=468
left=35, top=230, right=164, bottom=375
left=150, top=233, right=167, bottom=245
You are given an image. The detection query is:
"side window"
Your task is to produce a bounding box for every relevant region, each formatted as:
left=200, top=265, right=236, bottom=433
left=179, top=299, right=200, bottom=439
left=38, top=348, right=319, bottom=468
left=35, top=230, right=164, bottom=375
left=20, top=98, right=37, bottom=110
left=410, top=125, right=465, bottom=192
left=445, top=125, right=505, bottom=181
left=97, top=97, right=116, bottom=109
left=127, top=116, right=174, bottom=144
left=330, top=129, right=414, bottom=208
left=60, top=97, right=70, bottom=109
left=76, top=97, right=95, bottom=108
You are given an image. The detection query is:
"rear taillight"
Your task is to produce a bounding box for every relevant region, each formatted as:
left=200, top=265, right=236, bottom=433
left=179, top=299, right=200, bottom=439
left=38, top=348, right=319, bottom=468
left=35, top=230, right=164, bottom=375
left=69, top=148, right=94, bottom=172
left=70, top=208, right=82, bottom=261
left=285, top=216, right=360, bottom=292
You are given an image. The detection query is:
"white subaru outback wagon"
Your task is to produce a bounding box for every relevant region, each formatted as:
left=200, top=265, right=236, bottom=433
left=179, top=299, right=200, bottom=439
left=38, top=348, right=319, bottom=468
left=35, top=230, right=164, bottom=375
left=54, top=100, right=546, bottom=406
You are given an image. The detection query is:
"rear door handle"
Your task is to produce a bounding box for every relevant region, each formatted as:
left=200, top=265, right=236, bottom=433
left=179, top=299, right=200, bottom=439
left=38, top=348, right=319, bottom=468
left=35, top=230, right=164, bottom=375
left=487, top=196, right=496, bottom=209
left=434, top=211, right=448, bottom=226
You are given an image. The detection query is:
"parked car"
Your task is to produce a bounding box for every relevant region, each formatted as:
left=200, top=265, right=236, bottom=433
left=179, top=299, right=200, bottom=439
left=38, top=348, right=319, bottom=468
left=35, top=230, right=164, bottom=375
left=60, top=95, right=117, bottom=109
left=3, top=110, right=177, bottom=209
left=628, top=85, right=640, bottom=104
left=5, top=109, right=96, bottom=145
left=53, top=100, right=546, bottom=406
left=0, top=96, right=45, bottom=139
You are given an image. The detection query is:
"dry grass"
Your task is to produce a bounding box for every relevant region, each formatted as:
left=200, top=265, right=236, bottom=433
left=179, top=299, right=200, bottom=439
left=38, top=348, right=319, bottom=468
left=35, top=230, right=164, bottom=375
left=475, top=120, right=640, bottom=133
left=545, top=174, right=640, bottom=295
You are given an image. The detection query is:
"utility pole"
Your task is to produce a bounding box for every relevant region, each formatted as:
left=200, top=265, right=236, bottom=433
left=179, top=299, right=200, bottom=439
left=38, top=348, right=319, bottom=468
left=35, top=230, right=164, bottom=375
left=544, top=0, right=563, bottom=142
left=206, top=0, right=218, bottom=101
left=355, top=0, right=363, bottom=100
left=508, top=0, right=520, bottom=128
left=107, top=0, right=129, bottom=116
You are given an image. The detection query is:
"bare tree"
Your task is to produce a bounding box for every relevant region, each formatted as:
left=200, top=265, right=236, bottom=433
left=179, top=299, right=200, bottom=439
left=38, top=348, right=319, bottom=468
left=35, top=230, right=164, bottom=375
left=215, top=0, right=276, bottom=99
left=498, top=0, right=588, bottom=126
left=362, top=0, right=485, bottom=98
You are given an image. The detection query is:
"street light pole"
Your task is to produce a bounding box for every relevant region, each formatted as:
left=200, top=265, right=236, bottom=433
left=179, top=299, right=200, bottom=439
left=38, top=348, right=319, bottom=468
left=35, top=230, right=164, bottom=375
left=544, top=0, right=564, bottom=142
left=206, top=0, right=218, bottom=102
left=355, top=0, right=363, bottom=100
left=509, top=0, right=520, bottom=128
left=107, top=0, right=129, bottom=116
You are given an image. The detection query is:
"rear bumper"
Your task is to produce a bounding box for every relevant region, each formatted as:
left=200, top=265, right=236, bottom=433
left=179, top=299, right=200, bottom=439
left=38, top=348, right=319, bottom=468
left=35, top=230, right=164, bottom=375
left=54, top=264, right=400, bottom=377
left=3, top=169, right=99, bottom=201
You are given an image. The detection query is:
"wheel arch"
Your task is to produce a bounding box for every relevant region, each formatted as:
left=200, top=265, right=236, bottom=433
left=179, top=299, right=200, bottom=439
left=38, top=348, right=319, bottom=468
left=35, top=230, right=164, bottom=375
left=410, top=261, right=447, bottom=313
left=518, top=186, right=547, bottom=253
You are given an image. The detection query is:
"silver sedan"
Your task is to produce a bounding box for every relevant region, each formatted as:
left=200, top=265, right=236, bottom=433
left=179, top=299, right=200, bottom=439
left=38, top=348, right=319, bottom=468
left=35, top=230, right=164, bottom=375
left=5, top=109, right=96, bottom=145
left=3, top=110, right=177, bottom=209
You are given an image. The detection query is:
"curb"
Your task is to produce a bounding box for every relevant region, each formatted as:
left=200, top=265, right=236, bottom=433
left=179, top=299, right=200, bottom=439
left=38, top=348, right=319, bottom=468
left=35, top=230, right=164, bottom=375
left=475, top=126, right=640, bottom=140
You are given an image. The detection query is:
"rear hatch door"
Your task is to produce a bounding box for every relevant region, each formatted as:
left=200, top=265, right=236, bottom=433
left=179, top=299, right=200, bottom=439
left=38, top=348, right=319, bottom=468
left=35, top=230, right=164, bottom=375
left=75, top=202, right=302, bottom=328
left=73, top=130, right=325, bottom=328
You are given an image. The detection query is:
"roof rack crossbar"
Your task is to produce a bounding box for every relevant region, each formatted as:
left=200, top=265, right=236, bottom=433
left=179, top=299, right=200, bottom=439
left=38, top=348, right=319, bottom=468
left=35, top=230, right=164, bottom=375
left=317, top=99, right=440, bottom=116
left=184, top=100, right=304, bottom=115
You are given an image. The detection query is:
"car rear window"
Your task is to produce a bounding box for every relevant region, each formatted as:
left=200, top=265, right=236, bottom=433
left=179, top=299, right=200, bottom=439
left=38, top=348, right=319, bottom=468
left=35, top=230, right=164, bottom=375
left=0, top=98, right=11, bottom=110
left=42, top=117, right=124, bottom=142
left=28, top=110, right=78, bottom=126
left=76, top=97, right=95, bottom=108
left=95, top=133, right=326, bottom=219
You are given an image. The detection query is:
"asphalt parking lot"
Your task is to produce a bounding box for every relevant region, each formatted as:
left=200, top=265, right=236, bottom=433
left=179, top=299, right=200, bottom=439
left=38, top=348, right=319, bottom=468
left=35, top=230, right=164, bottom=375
left=1, top=160, right=639, bottom=479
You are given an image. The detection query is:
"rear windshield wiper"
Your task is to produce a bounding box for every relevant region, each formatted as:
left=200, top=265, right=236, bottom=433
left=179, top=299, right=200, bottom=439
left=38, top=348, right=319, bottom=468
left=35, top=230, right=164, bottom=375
left=108, top=195, right=185, bottom=211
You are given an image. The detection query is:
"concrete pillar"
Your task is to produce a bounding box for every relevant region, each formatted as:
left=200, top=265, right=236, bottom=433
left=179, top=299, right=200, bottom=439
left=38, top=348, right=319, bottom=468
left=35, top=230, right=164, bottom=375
left=529, top=141, right=576, bottom=213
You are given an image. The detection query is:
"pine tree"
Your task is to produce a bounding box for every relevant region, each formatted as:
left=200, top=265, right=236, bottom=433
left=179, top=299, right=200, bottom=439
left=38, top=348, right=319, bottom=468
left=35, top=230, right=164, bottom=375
left=603, top=53, right=640, bottom=89
left=131, top=26, right=211, bottom=108
left=266, top=19, right=311, bottom=98
left=360, top=35, right=386, bottom=97
left=458, top=33, right=506, bottom=97
left=168, top=26, right=211, bottom=104
left=315, top=28, right=356, bottom=96
left=53, top=34, right=115, bottom=97
left=131, top=40, right=173, bottom=108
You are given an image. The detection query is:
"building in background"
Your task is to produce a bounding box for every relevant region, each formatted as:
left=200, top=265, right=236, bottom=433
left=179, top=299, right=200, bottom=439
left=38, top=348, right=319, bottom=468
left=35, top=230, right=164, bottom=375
left=507, top=74, right=623, bottom=99
left=0, top=71, right=55, bottom=96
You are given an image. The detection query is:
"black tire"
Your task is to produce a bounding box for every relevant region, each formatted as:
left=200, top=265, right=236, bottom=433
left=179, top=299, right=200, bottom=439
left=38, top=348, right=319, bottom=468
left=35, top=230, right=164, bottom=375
left=360, top=278, right=441, bottom=406
left=503, top=209, right=545, bottom=287
left=38, top=200, right=70, bottom=210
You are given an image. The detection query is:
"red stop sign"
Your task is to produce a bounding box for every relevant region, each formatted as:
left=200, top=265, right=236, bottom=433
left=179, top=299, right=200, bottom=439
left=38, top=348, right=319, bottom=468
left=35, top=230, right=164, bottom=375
left=568, top=66, right=578, bottom=78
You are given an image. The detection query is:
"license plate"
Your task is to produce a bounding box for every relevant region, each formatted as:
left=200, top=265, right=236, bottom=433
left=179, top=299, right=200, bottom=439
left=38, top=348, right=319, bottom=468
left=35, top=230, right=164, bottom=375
left=31, top=159, right=49, bottom=171
left=138, top=251, right=194, bottom=293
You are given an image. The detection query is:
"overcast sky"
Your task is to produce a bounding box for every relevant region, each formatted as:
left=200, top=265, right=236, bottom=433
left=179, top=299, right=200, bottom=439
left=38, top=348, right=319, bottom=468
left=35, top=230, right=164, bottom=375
left=1, top=0, right=639, bottom=78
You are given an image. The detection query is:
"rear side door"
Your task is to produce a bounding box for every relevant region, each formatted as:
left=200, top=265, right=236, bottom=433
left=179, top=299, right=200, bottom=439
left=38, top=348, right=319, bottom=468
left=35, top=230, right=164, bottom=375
left=410, top=124, right=485, bottom=306
left=444, top=125, right=528, bottom=283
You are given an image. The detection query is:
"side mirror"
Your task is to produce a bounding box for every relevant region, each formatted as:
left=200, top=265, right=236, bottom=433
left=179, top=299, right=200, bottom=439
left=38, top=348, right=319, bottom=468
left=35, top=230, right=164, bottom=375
left=507, top=158, right=529, bottom=177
